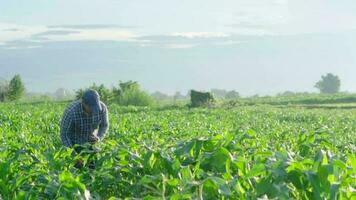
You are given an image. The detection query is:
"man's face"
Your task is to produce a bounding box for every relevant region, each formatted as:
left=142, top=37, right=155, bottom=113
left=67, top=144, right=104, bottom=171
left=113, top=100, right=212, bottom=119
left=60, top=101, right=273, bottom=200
left=82, top=102, right=92, bottom=115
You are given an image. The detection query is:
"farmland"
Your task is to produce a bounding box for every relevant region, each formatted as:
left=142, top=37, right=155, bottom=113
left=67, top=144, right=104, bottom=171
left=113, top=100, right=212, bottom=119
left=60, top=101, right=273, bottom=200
left=0, top=101, right=355, bottom=199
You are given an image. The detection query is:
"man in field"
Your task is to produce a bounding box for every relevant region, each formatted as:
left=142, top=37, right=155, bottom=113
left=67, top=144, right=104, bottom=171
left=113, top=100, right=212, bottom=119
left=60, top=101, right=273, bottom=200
left=60, top=89, right=109, bottom=168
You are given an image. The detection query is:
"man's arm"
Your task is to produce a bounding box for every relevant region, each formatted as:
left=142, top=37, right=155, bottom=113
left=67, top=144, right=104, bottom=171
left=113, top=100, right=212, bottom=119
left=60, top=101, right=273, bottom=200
left=60, top=109, right=74, bottom=147
left=98, top=104, right=109, bottom=139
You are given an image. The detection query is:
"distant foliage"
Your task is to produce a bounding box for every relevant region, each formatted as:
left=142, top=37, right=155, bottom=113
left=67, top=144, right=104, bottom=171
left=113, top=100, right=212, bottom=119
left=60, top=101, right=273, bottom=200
left=225, top=90, right=239, bottom=99
left=277, top=91, right=296, bottom=96
left=173, top=91, right=187, bottom=101
left=24, top=94, right=54, bottom=102
left=211, top=89, right=227, bottom=99
left=76, top=84, right=113, bottom=104
left=315, top=73, right=341, bottom=94
left=151, top=91, right=169, bottom=101
left=75, top=81, right=153, bottom=106
left=190, top=90, right=214, bottom=107
left=75, top=89, right=85, bottom=100
left=211, top=89, right=239, bottom=99
left=0, top=80, right=9, bottom=102
left=117, top=88, right=154, bottom=106
left=7, top=74, right=25, bottom=101
left=54, top=88, right=73, bottom=101
left=113, top=81, right=153, bottom=106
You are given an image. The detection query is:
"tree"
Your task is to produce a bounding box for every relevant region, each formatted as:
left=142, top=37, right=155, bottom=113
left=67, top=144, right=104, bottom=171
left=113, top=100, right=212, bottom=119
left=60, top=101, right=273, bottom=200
left=151, top=91, right=169, bottom=101
left=0, top=79, right=9, bottom=102
left=225, top=90, right=240, bottom=99
left=315, top=73, right=341, bottom=94
left=173, top=91, right=186, bottom=101
left=211, top=89, right=227, bottom=99
left=112, top=81, right=139, bottom=99
left=7, top=74, right=25, bottom=101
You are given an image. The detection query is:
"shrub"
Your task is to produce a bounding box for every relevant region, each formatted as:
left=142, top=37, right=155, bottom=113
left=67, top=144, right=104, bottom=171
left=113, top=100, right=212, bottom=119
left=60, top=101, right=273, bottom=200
left=75, top=84, right=113, bottom=104
left=113, top=81, right=153, bottom=106
left=190, top=90, right=214, bottom=107
left=117, top=88, right=154, bottom=106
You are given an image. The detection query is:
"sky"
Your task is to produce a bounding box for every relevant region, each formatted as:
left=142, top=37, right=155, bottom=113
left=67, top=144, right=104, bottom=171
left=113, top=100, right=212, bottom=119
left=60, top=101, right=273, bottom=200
left=0, top=0, right=356, bottom=96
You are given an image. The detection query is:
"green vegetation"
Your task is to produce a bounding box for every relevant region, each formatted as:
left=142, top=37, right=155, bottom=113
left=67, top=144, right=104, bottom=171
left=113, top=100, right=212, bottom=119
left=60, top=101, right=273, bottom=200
left=113, top=81, right=154, bottom=106
left=190, top=90, right=214, bottom=107
left=76, top=83, right=114, bottom=104
left=231, top=93, right=356, bottom=107
left=211, top=89, right=239, bottom=100
left=0, top=80, right=9, bottom=102
left=315, top=73, right=341, bottom=94
left=0, top=100, right=355, bottom=199
left=0, top=75, right=25, bottom=102
left=75, top=81, right=154, bottom=106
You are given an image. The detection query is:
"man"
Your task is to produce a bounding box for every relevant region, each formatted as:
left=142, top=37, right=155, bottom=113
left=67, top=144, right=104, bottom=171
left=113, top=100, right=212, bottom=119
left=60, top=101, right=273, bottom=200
left=60, top=89, right=109, bottom=168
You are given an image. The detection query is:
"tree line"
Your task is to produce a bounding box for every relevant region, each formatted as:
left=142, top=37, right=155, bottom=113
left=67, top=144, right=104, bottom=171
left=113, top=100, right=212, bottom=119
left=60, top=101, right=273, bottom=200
left=0, top=73, right=343, bottom=105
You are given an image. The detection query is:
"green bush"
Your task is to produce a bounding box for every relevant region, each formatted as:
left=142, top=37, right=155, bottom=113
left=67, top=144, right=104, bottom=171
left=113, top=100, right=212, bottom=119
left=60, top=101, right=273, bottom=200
left=112, top=81, right=154, bottom=106
left=117, top=87, right=154, bottom=106
left=75, top=81, right=153, bottom=106
left=75, top=84, right=113, bottom=104
left=190, top=90, right=214, bottom=107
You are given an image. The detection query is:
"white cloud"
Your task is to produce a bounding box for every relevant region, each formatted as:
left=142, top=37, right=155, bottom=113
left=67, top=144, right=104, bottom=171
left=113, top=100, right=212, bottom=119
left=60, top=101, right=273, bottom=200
left=0, top=23, right=48, bottom=43
left=212, top=40, right=246, bottom=46
left=3, top=45, right=42, bottom=50
left=164, top=44, right=196, bottom=49
left=43, top=29, right=136, bottom=42
left=0, top=22, right=137, bottom=46
left=1, top=23, right=242, bottom=49
left=171, top=32, right=230, bottom=39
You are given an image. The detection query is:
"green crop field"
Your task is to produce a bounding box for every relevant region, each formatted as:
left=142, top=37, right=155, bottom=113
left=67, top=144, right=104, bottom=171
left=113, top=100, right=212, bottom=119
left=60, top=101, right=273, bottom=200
left=0, top=102, right=355, bottom=199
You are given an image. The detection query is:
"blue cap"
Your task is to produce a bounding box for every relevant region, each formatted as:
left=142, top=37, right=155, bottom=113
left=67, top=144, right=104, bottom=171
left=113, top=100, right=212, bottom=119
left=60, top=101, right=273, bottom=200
left=82, top=89, right=102, bottom=113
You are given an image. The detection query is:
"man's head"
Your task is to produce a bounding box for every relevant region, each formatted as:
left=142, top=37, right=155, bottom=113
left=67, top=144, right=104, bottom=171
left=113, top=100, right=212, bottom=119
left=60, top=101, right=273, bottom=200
left=82, top=89, right=102, bottom=115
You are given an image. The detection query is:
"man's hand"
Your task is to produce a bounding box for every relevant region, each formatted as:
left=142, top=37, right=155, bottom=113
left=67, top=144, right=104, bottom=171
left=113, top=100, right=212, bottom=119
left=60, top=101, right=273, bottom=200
left=89, top=134, right=100, bottom=144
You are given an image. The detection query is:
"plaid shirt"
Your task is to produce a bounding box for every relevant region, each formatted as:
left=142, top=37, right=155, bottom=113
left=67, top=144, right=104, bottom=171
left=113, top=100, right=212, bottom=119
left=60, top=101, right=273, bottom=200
left=60, top=100, right=109, bottom=147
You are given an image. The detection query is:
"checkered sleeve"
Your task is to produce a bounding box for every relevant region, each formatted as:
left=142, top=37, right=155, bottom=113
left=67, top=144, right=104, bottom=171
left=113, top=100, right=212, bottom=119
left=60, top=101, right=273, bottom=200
left=98, top=103, right=109, bottom=139
left=60, top=108, right=74, bottom=147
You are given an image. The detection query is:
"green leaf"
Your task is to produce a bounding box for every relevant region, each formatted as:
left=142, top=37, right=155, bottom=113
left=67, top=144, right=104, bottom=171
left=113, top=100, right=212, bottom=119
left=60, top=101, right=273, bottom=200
left=179, top=166, right=192, bottom=181
left=204, top=177, right=232, bottom=196
left=256, top=175, right=273, bottom=196
left=167, top=178, right=179, bottom=186
left=203, top=147, right=232, bottom=173
left=246, top=164, right=266, bottom=178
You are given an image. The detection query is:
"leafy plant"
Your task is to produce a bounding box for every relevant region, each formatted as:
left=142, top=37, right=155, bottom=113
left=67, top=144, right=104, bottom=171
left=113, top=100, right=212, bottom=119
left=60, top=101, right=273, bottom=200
left=0, top=101, right=355, bottom=199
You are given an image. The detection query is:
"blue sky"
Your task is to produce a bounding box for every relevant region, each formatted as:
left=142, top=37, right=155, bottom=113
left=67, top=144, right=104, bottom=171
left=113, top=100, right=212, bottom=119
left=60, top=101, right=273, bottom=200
left=1, top=0, right=356, bottom=95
